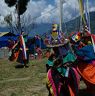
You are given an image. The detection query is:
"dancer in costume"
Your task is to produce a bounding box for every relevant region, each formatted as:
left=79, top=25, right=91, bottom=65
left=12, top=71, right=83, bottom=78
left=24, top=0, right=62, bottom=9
left=9, top=33, right=29, bottom=68
left=70, top=26, right=95, bottom=95
left=44, top=24, right=79, bottom=96
left=8, top=38, right=15, bottom=51
left=16, top=34, right=29, bottom=67
left=8, top=39, right=19, bottom=62
left=76, top=0, right=95, bottom=94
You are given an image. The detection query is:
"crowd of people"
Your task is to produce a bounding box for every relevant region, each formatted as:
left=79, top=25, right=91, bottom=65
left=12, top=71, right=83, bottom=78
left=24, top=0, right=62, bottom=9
left=44, top=24, right=95, bottom=96
left=7, top=33, right=43, bottom=68
left=7, top=24, right=95, bottom=95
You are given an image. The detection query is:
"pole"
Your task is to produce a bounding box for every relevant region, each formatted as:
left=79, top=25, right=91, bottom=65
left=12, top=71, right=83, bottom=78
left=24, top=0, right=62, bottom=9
left=16, top=0, right=21, bottom=34
left=86, top=0, right=95, bottom=52
left=59, top=0, right=63, bottom=32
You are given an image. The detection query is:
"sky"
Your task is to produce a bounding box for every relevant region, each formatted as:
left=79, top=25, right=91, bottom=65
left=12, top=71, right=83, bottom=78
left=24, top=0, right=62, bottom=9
left=0, top=0, right=95, bottom=27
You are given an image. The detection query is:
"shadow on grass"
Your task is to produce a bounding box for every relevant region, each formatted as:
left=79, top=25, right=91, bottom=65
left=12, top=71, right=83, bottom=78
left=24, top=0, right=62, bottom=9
left=15, top=64, right=24, bottom=68
left=79, top=89, right=94, bottom=96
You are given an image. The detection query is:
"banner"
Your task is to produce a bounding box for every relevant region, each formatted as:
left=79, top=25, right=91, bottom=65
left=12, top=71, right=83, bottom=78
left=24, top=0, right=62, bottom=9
left=78, top=0, right=86, bottom=25
left=19, top=35, right=27, bottom=60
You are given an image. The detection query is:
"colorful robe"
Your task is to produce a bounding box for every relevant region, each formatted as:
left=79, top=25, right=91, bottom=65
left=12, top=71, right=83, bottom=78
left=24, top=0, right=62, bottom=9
left=73, top=34, right=95, bottom=94
left=46, top=67, right=79, bottom=96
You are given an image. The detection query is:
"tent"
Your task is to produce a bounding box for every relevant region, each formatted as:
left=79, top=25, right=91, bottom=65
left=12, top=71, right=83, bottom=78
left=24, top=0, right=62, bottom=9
left=0, top=32, right=18, bottom=48
left=0, top=32, right=9, bottom=37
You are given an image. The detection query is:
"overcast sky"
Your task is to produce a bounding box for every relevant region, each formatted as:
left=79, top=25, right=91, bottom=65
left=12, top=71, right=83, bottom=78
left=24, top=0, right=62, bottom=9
left=0, top=0, right=95, bottom=26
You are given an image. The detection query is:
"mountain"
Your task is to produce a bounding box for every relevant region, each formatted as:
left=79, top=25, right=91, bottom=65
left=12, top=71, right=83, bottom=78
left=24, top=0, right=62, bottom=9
left=64, top=11, right=95, bottom=35
left=0, top=27, right=9, bottom=32
left=29, top=11, right=95, bottom=37
left=90, top=11, right=95, bottom=34
left=0, top=11, right=95, bottom=37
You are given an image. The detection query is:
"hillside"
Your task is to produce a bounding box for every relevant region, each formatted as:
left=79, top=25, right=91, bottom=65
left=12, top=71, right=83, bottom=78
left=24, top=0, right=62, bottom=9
left=0, top=11, right=95, bottom=37
left=64, top=11, right=95, bottom=35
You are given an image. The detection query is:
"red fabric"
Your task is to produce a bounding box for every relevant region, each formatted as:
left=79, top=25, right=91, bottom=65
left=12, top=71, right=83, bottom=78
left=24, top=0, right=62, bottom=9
left=85, top=32, right=95, bottom=43
left=8, top=41, right=15, bottom=50
left=68, top=85, right=75, bottom=96
left=77, top=60, right=95, bottom=94
left=11, top=51, right=19, bottom=61
left=77, top=60, right=95, bottom=84
left=91, top=34, right=95, bottom=43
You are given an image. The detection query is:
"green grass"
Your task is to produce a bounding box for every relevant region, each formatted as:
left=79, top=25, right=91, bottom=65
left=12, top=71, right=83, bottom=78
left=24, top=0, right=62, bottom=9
left=0, top=58, right=48, bottom=96
left=0, top=58, right=88, bottom=96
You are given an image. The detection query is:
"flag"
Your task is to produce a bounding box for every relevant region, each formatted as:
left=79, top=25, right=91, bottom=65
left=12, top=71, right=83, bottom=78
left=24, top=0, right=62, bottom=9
left=71, top=32, right=81, bottom=42
left=84, top=0, right=91, bottom=33
left=78, top=0, right=86, bottom=25
left=19, top=35, right=27, bottom=60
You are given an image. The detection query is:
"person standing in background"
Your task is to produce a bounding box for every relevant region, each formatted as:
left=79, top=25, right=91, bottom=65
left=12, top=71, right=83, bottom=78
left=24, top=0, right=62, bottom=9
left=35, top=45, right=42, bottom=60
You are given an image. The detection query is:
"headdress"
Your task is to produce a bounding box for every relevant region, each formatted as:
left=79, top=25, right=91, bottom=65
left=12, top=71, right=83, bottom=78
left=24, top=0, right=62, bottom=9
left=71, top=32, right=82, bottom=42
left=44, top=24, right=69, bottom=47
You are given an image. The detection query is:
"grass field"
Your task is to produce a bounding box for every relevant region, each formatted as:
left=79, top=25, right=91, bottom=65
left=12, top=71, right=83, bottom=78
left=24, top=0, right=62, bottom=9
left=0, top=58, right=88, bottom=96
left=0, top=58, right=49, bottom=96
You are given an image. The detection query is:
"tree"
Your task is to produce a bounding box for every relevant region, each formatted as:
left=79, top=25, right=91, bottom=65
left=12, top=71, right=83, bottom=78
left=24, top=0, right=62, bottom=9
left=4, top=0, right=30, bottom=34
left=20, top=14, right=37, bottom=35
left=4, top=14, right=12, bottom=25
left=4, top=13, right=37, bottom=35
left=5, top=0, right=30, bottom=15
left=4, top=14, right=13, bottom=32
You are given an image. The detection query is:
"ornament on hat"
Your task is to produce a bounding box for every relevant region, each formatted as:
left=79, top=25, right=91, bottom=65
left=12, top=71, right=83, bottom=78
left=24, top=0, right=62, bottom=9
left=44, top=24, right=69, bottom=47
left=51, top=24, right=58, bottom=40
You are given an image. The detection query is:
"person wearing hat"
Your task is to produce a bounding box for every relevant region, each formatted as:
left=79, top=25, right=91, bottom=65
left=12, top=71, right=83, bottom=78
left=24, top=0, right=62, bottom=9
left=45, top=24, right=79, bottom=96
left=45, top=24, right=76, bottom=71
left=70, top=26, right=95, bottom=95
left=9, top=33, right=29, bottom=68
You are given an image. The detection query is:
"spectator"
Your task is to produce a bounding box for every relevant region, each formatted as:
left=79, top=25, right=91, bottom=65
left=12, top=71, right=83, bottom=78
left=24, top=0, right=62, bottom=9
left=35, top=45, right=42, bottom=59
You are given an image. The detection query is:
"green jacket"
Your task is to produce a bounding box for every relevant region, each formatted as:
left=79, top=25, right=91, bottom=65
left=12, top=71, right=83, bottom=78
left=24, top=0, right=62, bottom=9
left=63, top=52, right=76, bottom=64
